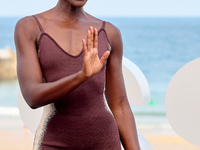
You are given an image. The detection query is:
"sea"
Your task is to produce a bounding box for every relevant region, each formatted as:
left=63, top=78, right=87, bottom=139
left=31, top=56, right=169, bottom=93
left=0, top=17, right=200, bottom=126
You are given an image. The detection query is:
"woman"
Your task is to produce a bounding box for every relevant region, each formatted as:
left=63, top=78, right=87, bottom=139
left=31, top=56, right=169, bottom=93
left=14, top=0, right=140, bottom=149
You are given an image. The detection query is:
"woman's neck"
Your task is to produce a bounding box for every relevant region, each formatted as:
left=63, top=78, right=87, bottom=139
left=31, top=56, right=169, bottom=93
left=53, top=0, right=87, bottom=22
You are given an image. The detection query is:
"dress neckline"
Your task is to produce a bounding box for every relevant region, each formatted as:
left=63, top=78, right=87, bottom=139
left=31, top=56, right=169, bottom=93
left=32, top=15, right=106, bottom=58
left=38, top=28, right=105, bottom=58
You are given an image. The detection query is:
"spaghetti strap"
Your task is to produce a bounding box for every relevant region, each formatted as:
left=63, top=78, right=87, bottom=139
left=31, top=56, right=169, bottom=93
left=32, top=15, right=44, bottom=33
left=102, top=21, right=106, bottom=29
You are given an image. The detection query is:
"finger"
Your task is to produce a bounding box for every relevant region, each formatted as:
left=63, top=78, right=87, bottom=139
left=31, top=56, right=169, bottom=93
left=99, top=51, right=110, bottom=65
left=82, top=39, right=87, bottom=56
left=90, top=26, right=94, bottom=48
left=87, top=30, right=92, bottom=51
left=93, top=28, right=98, bottom=48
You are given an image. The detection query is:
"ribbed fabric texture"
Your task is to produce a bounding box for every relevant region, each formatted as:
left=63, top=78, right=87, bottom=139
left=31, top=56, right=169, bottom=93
left=32, top=16, right=121, bottom=150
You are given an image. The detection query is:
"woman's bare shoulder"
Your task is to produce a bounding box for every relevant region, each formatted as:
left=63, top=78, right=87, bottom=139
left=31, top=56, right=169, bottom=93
left=104, top=21, right=122, bottom=48
left=15, top=16, right=37, bottom=30
left=15, top=16, right=40, bottom=40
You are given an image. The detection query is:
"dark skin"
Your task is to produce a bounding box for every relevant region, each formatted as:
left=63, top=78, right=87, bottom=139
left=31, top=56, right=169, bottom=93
left=14, top=0, right=140, bottom=149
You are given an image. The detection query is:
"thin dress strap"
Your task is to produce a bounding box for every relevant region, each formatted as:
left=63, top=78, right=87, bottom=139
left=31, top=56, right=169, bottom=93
left=101, top=21, right=106, bottom=29
left=32, top=15, right=44, bottom=33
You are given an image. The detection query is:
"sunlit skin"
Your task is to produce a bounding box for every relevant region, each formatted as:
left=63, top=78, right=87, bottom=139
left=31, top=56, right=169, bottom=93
left=14, top=0, right=140, bottom=149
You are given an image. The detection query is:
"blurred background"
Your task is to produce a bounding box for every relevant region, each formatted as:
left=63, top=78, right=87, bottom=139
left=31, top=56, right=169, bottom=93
left=0, top=0, right=200, bottom=149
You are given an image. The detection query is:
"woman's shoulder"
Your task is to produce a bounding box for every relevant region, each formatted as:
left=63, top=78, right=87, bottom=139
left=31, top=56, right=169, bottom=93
left=16, top=15, right=39, bottom=29
left=87, top=13, right=121, bottom=41
left=103, top=21, right=122, bottom=49
left=15, top=10, right=50, bottom=33
left=104, top=21, right=121, bottom=36
left=88, top=15, right=122, bottom=52
left=15, top=15, right=40, bottom=40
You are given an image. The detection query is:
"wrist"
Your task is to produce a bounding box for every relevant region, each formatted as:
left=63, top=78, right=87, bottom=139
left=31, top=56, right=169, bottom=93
left=78, top=70, right=91, bottom=82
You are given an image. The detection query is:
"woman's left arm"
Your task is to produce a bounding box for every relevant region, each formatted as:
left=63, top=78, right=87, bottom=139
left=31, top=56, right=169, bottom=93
left=105, top=22, right=140, bottom=150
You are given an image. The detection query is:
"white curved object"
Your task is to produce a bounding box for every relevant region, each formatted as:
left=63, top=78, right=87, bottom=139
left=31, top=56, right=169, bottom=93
left=18, top=90, right=43, bottom=134
left=122, top=56, right=151, bottom=105
left=165, top=58, right=200, bottom=147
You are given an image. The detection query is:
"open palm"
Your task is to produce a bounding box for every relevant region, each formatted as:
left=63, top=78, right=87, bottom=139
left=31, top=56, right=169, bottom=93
left=82, top=26, right=110, bottom=78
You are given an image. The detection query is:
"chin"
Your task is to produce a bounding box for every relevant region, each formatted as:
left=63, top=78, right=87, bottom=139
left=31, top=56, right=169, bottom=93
left=68, top=0, right=88, bottom=7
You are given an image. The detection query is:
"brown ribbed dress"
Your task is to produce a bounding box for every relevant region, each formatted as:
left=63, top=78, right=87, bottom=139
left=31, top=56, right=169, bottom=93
left=32, top=15, right=121, bottom=150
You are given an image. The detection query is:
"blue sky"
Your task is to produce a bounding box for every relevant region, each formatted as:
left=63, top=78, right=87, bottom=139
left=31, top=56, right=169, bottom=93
left=0, top=0, right=200, bottom=17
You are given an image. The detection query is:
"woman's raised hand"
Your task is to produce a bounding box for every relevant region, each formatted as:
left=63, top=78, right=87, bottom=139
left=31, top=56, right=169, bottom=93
left=81, top=26, right=110, bottom=78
